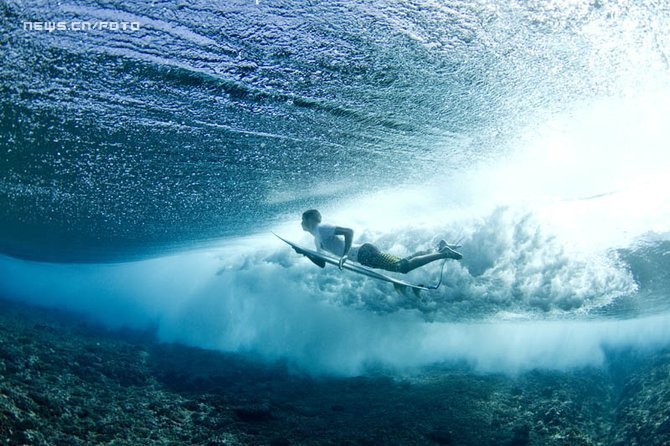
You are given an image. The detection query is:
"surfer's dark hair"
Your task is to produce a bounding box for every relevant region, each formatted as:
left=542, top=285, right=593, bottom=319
left=302, top=209, right=321, bottom=222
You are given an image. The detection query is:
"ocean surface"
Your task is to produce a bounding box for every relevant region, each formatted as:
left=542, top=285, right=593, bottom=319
left=2, top=0, right=670, bottom=390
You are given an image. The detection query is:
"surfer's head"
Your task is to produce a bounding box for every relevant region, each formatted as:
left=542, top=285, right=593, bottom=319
left=301, top=209, right=321, bottom=232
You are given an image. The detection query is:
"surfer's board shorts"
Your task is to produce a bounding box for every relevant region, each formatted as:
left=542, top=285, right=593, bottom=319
left=357, top=243, right=408, bottom=273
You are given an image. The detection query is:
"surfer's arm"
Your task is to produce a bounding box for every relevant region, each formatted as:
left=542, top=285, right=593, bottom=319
left=334, top=226, right=353, bottom=269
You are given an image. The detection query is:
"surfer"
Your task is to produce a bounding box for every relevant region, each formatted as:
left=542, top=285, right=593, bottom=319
left=300, top=209, right=462, bottom=273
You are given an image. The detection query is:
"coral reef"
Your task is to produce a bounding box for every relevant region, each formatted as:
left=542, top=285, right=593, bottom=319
left=0, top=298, right=668, bottom=445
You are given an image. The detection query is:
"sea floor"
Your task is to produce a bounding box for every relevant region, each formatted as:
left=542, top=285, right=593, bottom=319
left=0, top=297, right=669, bottom=446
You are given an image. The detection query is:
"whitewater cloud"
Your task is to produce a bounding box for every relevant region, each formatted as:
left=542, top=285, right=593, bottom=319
left=0, top=218, right=664, bottom=377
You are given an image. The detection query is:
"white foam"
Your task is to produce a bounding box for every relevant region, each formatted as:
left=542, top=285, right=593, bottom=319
left=0, top=220, right=657, bottom=376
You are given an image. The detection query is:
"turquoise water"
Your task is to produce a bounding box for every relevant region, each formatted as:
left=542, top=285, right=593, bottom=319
left=1, top=0, right=670, bottom=376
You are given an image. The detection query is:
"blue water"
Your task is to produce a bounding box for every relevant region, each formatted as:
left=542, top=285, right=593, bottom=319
left=1, top=0, right=670, bottom=376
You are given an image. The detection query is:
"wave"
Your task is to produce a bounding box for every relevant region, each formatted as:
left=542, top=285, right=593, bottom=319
left=2, top=0, right=669, bottom=260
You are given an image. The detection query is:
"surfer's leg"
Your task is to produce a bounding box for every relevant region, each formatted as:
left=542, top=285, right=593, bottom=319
left=358, top=244, right=404, bottom=272
left=405, top=241, right=461, bottom=261
left=396, top=249, right=462, bottom=274
left=405, top=249, right=432, bottom=260
left=358, top=243, right=460, bottom=274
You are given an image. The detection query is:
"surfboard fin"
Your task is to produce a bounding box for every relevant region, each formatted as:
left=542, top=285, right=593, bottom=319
left=394, top=283, right=422, bottom=299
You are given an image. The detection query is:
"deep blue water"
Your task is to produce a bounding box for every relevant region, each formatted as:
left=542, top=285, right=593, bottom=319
left=1, top=0, right=670, bottom=376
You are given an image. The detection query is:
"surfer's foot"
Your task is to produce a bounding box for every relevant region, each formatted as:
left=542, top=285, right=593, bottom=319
left=437, top=239, right=462, bottom=251
left=437, top=240, right=463, bottom=260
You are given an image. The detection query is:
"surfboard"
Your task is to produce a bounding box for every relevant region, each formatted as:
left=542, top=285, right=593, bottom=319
left=274, top=233, right=445, bottom=292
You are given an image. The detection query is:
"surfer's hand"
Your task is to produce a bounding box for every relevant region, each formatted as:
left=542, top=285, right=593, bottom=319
left=338, top=255, right=348, bottom=270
